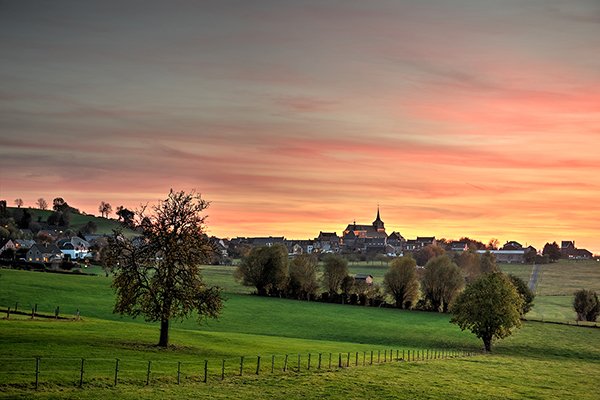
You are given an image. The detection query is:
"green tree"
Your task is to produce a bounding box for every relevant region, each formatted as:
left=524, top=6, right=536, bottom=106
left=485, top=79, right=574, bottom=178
left=288, top=254, right=319, bottom=300
left=422, top=255, right=464, bottom=312
left=542, top=242, right=561, bottom=262
left=573, top=289, right=600, bottom=322
left=451, top=272, right=524, bottom=352
left=105, top=190, right=223, bottom=347
left=508, top=274, right=535, bottom=315
left=383, top=256, right=419, bottom=309
left=235, top=244, right=288, bottom=296
left=414, top=244, right=445, bottom=266
left=322, top=254, right=349, bottom=294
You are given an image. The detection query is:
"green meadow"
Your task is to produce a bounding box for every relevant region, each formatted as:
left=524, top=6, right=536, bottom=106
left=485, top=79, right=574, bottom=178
left=1, top=260, right=599, bottom=399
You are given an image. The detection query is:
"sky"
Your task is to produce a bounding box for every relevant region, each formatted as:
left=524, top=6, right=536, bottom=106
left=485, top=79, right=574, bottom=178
left=0, top=0, right=599, bottom=253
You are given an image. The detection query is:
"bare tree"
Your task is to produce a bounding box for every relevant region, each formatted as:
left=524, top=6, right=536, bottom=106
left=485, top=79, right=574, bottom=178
left=98, top=201, right=113, bottom=218
left=14, top=198, right=23, bottom=208
left=105, top=190, right=223, bottom=347
left=36, top=198, right=48, bottom=210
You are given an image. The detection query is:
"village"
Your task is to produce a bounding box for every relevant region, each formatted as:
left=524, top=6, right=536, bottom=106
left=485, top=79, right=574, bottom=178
left=0, top=201, right=594, bottom=269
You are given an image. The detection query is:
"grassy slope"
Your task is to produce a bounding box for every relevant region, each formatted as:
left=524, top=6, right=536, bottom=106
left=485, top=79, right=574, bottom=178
left=1, top=260, right=600, bottom=398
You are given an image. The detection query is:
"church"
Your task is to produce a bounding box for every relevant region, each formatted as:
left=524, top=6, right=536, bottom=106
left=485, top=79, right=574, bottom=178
left=342, top=208, right=404, bottom=253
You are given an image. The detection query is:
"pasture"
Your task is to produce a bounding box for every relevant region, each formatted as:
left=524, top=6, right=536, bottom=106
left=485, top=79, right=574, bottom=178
left=1, top=259, right=599, bottom=399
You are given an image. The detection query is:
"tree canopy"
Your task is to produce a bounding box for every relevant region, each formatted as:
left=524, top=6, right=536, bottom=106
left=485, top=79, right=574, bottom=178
left=235, top=244, right=288, bottom=296
left=322, top=254, right=349, bottom=295
left=507, top=274, right=535, bottom=316
left=451, top=272, right=523, bottom=352
left=105, top=190, right=223, bottom=347
left=542, top=242, right=562, bottom=262
left=288, top=254, right=319, bottom=300
left=573, top=289, right=600, bottom=322
left=383, top=256, right=419, bottom=309
left=421, top=255, right=464, bottom=312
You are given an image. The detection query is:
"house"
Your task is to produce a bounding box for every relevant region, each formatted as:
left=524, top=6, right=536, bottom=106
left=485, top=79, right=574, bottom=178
left=14, top=239, right=36, bottom=249
left=476, top=248, right=535, bottom=264
left=450, top=242, right=469, bottom=252
left=246, top=236, right=286, bottom=247
left=387, top=231, right=405, bottom=253
left=26, top=243, right=63, bottom=262
left=561, top=241, right=593, bottom=259
left=354, top=274, right=374, bottom=286
left=342, top=208, right=388, bottom=252
left=0, top=238, right=16, bottom=254
left=57, top=237, right=91, bottom=260
left=502, top=241, right=523, bottom=250
left=315, top=232, right=340, bottom=253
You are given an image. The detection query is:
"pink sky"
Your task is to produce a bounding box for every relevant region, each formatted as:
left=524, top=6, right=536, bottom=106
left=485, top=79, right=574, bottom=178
left=1, top=1, right=599, bottom=253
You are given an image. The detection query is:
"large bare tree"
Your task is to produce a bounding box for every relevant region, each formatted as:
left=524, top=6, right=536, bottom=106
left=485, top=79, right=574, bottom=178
left=105, top=190, right=223, bottom=347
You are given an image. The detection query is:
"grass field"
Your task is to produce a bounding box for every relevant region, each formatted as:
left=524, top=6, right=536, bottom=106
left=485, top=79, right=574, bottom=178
left=1, top=259, right=599, bottom=399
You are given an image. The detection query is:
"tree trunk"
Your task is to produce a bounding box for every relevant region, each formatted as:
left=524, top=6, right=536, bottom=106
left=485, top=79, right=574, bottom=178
left=482, top=335, right=492, bottom=352
left=158, top=319, right=169, bottom=347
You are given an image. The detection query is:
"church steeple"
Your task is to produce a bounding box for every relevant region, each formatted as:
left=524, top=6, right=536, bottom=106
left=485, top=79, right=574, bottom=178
left=372, top=206, right=385, bottom=232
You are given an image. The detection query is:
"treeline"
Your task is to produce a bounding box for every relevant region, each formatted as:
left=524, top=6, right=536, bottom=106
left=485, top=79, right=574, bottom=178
left=234, top=244, right=534, bottom=313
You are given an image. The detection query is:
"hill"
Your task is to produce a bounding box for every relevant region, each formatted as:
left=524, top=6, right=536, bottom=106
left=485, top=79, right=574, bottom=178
left=1, top=265, right=599, bottom=399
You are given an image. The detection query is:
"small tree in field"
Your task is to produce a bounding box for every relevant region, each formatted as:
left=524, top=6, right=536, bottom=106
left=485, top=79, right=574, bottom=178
left=36, top=198, right=48, bottom=210
left=383, top=256, right=419, bottom=309
left=99, top=201, right=112, bottom=218
left=288, top=254, right=319, bottom=300
left=105, top=190, right=223, bottom=347
left=235, top=244, right=288, bottom=296
left=573, top=289, right=600, bottom=322
left=14, top=198, right=23, bottom=208
left=451, top=272, right=523, bottom=352
left=322, top=254, right=349, bottom=295
left=422, top=255, right=464, bottom=312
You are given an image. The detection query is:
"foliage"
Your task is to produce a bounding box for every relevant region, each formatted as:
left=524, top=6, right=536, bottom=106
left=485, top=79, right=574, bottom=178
left=451, top=272, right=524, bottom=352
left=383, top=256, right=419, bottom=309
left=507, top=274, right=535, bottom=315
left=573, top=289, right=600, bottom=322
left=98, top=201, right=113, bottom=218
left=116, top=206, right=135, bottom=227
left=543, top=242, right=562, bottom=262
left=36, top=197, right=48, bottom=210
left=105, top=190, right=223, bottom=347
left=235, top=244, right=289, bottom=296
left=14, top=198, right=23, bottom=208
left=288, top=254, right=319, bottom=300
left=422, top=255, right=464, bottom=312
left=322, top=254, right=349, bottom=294
left=413, top=244, right=445, bottom=266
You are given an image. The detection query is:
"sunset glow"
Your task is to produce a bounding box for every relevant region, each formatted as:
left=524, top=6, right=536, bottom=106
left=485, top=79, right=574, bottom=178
left=1, top=1, right=599, bottom=252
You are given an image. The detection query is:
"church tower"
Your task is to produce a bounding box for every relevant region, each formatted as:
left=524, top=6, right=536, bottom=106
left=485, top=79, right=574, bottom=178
left=372, top=206, right=385, bottom=232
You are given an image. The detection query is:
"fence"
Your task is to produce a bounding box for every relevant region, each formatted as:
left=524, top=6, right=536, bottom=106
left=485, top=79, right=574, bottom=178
left=0, top=349, right=476, bottom=390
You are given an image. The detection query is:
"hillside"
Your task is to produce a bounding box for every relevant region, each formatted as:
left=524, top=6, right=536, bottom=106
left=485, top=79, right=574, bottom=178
left=5, top=206, right=138, bottom=237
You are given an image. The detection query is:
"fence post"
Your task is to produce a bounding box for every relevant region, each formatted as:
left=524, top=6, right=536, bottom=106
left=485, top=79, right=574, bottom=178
left=370, top=350, right=373, bottom=365
left=239, top=356, right=244, bottom=376
left=307, top=353, right=311, bottom=370
left=378, top=350, right=380, bottom=363
left=35, top=357, right=40, bottom=390
left=221, top=360, right=225, bottom=380
left=271, top=355, right=275, bottom=373
left=256, top=356, right=261, bottom=375
left=396, top=349, right=399, bottom=361
left=297, top=354, right=301, bottom=372
left=6, top=307, right=9, bottom=319
left=338, top=353, right=342, bottom=368
left=114, top=358, right=119, bottom=386
left=203, top=360, right=208, bottom=383
left=283, top=354, right=288, bottom=372
left=346, top=352, right=350, bottom=368
left=79, top=358, right=85, bottom=388
left=55, top=306, right=59, bottom=319
left=31, top=308, right=35, bottom=319
left=384, top=350, right=387, bottom=363
left=318, top=353, right=322, bottom=370
left=177, top=361, right=181, bottom=384
left=363, top=351, right=366, bottom=366
left=355, top=352, right=358, bottom=367
left=329, top=353, right=332, bottom=369
left=146, top=361, right=152, bottom=385
left=76, top=309, right=80, bottom=321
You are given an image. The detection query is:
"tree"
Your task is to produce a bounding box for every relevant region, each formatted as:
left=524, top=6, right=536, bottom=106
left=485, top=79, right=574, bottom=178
left=507, top=274, right=535, bottom=316
left=421, top=255, right=464, bottom=312
left=36, top=198, right=48, bottom=210
left=99, top=201, right=113, bottom=218
left=116, top=206, right=135, bottom=227
left=287, top=254, right=319, bottom=300
left=573, top=289, right=600, bottom=322
left=451, top=272, right=524, bottom=352
left=105, top=190, right=224, bottom=347
left=322, top=254, right=349, bottom=295
left=542, top=242, right=561, bottom=262
left=53, top=197, right=66, bottom=212
left=14, top=198, right=23, bottom=208
left=413, top=244, right=445, bottom=266
left=235, top=244, right=288, bottom=296
left=383, top=256, right=419, bottom=309
left=487, top=238, right=500, bottom=250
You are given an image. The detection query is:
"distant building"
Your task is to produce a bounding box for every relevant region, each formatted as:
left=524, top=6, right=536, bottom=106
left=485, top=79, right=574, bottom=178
left=26, top=243, right=63, bottom=262
left=341, top=208, right=388, bottom=252
left=354, top=274, right=374, bottom=286
left=476, top=247, right=535, bottom=264
left=561, top=241, right=593, bottom=259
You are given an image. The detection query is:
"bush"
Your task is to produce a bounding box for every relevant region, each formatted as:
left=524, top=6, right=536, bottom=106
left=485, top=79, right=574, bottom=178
left=573, top=289, right=600, bottom=322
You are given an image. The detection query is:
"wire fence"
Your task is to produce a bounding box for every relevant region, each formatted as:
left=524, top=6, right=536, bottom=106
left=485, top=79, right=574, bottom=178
left=0, top=349, right=476, bottom=390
